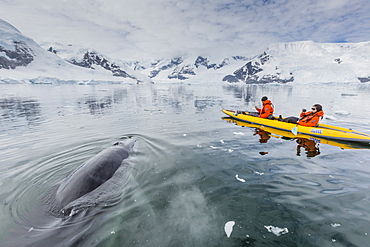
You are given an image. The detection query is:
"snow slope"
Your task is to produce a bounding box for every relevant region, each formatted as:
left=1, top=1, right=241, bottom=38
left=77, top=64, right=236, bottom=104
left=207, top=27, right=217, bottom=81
left=224, top=41, right=370, bottom=84
left=0, top=19, right=144, bottom=84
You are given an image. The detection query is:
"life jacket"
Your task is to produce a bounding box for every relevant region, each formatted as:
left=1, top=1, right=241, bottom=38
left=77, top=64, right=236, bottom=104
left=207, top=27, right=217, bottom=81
left=298, top=110, right=324, bottom=127
left=257, top=100, right=274, bottom=118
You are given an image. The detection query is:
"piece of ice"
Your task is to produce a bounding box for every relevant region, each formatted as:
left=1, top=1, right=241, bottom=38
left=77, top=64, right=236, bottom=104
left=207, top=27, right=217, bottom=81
left=235, top=174, right=246, bottom=183
left=331, top=223, right=341, bottom=228
left=264, top=225, right=289, bottom=236
left=228, top=149, right=234, bottom=153
left=220, top=140, right=225, bottom=144
left=210, top=146, right=218, bottom=149
left=224, top=221, right=235, bottom=238
left=233, top=132, right=244, bottom=135
left=28, top=227, right=34, bottom=232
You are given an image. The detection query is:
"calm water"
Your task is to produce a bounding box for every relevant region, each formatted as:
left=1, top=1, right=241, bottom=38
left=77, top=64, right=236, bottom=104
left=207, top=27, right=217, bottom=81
left=1, top=83, right=370, bottom=247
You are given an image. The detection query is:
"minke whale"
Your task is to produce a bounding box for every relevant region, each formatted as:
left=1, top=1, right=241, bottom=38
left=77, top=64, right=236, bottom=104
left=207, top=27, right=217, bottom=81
left=53, top=137, right=136, bottom=214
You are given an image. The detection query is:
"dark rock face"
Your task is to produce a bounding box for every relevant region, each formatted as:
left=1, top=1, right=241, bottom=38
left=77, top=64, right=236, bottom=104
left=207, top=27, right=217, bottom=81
left=149, top=57, right=184, bottom=78
left=0, top=41, right=35, bottom=69
left=194, top=56, right=230, bottom=70
left=358, top=77, right=370, bottom=83
left=223, top=52, right=294, bottom=84
left=168, top=64, right=196, bottom=80
left=67, top=51, right=135, bottom=79
left=148, top=56, right=234, bottom=80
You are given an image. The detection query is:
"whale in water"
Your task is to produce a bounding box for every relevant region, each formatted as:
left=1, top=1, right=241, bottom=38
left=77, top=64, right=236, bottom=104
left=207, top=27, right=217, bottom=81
left=4, top=138, right=140, bottom=247
left=54, top=138, right=136, bottom=214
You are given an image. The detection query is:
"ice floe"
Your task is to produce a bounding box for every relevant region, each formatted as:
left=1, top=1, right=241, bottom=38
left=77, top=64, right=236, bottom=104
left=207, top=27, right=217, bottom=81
left=224, top=221, right=235, bottom=238
left=264, top=225, right=289, bottom=236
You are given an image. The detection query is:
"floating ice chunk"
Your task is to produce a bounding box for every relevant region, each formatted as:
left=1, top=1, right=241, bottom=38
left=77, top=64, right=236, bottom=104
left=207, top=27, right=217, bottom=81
left=183, top=134, right=187, bottom=136
left=111, top=231, right=115, bottom=234
left=224, top=221, right=235, bottom=238
left=254, top=171, right=264, bottom=175
left=264, top=225, right=289, bottom=236
left=220, top=140, right=225, bottom=144
left=210, top=146, right=218, bottom=149
left=28, top=227, right=34, bottom=232
left=197, top=144, right=202, bottom=148
left=331, top=223, right=341, bottom=228
left=324, top=115, right=337, bottom=120
left=233, top=132, right=244, bottom=135
left=228, top=149, right=234, bottom=153
left=235, top=174, right=246, bottom=183
left=334, top=110, right=350, bottom=116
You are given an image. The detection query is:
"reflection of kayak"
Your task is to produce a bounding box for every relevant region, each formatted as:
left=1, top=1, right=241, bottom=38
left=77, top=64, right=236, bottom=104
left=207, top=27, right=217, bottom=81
left=222, top=117, right=370, bottom=150
left=222, top=109, right=370, bottom=144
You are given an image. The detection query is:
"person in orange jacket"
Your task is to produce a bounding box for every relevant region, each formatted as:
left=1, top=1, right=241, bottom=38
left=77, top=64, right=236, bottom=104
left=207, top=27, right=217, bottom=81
left=298, top=104, right=324, bottom=126
left=278, top=104, right=324, bottom=127
left=255, top=96, right=274, bottom=119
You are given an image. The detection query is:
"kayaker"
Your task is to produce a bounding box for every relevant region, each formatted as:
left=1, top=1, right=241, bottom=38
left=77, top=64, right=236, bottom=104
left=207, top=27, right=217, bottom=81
left=254, top=96, right=274, bottom=119
left=278, top=104, right=324, bottom=127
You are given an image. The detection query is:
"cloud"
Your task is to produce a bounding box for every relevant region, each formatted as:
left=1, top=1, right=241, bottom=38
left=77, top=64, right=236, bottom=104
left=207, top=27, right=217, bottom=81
left=0, top=0, right=369, bottom=60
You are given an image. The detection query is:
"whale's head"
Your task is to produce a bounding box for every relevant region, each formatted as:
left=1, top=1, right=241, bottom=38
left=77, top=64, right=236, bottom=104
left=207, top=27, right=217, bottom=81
left=113, top=137, right=136, bottom=152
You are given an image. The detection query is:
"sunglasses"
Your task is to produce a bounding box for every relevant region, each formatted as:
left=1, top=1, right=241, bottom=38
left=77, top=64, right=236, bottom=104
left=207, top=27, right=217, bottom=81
left=311, top=107, right=317, bottom=110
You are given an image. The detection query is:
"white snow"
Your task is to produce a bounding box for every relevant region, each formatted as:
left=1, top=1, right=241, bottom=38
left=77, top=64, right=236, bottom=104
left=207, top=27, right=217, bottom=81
left=1, top=17, right=370, bottom=84
left=265, top=41, right=370, bottom=83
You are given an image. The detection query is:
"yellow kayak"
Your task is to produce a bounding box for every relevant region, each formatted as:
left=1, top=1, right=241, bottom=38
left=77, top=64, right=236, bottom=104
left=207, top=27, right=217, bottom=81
left=222, top=117, right=370, bottom=150
left=222, top=109, right=370, bottom=144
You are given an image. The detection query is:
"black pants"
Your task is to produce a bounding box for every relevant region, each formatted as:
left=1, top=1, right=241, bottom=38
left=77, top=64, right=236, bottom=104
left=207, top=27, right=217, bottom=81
left=280, top=116, right=299, bottom=124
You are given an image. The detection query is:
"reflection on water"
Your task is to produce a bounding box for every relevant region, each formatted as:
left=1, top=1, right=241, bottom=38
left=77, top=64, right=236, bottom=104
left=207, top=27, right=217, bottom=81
left=254, top=128, right=321, bottom=157
left=78, top=96, right=113, bottom=115
left=1, top=84, right=370, bottom=247
left=296, top=138, right=321, bottom=157
left=254, top=128, right=320, bottom=158
left=0, top=97, right=42, bottom=129
left=223, top=84, right=258, bottom=103
left=223, top=117, right=370, bottom=156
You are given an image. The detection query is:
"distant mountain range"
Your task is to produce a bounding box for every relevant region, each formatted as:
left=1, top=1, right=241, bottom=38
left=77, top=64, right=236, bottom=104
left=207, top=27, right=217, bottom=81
left=1, top=18, right=369, bottom=84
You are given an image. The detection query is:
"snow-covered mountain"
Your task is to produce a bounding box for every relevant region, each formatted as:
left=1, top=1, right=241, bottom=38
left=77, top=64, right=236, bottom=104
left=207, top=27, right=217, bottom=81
left=0, top=19, right=146, bottom=84
left=224, top=41, right=370, bottom=83
left=126, top=55, right=249, bottom=82
left=1, top=18, right=370, bottom=84
left=43, top=42, right=152, bottom=84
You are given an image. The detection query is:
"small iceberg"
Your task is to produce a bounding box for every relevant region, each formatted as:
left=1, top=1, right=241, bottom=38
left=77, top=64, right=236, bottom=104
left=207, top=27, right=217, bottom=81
left=264, top=225, right=289, bottom=236
left=224, top=221, right=235, bottom=238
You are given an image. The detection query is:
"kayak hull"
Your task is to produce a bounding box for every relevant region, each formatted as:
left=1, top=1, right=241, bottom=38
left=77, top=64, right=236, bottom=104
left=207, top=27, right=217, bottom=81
left=222, top=110, right=370, bottom=143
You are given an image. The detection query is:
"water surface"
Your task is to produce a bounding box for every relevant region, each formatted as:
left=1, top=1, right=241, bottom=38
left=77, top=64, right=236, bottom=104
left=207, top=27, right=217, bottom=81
left=1, top=83, right=370, bottom=246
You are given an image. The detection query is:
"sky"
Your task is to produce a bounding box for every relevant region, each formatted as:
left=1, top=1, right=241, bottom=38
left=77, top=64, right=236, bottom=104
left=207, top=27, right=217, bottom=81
left=0, top=0, right=369, bottom=60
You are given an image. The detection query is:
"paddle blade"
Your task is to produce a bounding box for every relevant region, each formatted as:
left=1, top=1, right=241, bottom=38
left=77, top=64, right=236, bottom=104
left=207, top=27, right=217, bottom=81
left=291, top=126, right=298, bottom=135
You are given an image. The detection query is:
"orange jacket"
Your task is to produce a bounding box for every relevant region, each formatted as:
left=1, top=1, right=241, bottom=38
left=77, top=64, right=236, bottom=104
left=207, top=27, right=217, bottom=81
left=298, top=110, right=324, bottom=127
left=256, top=100, right=274, bottom=118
